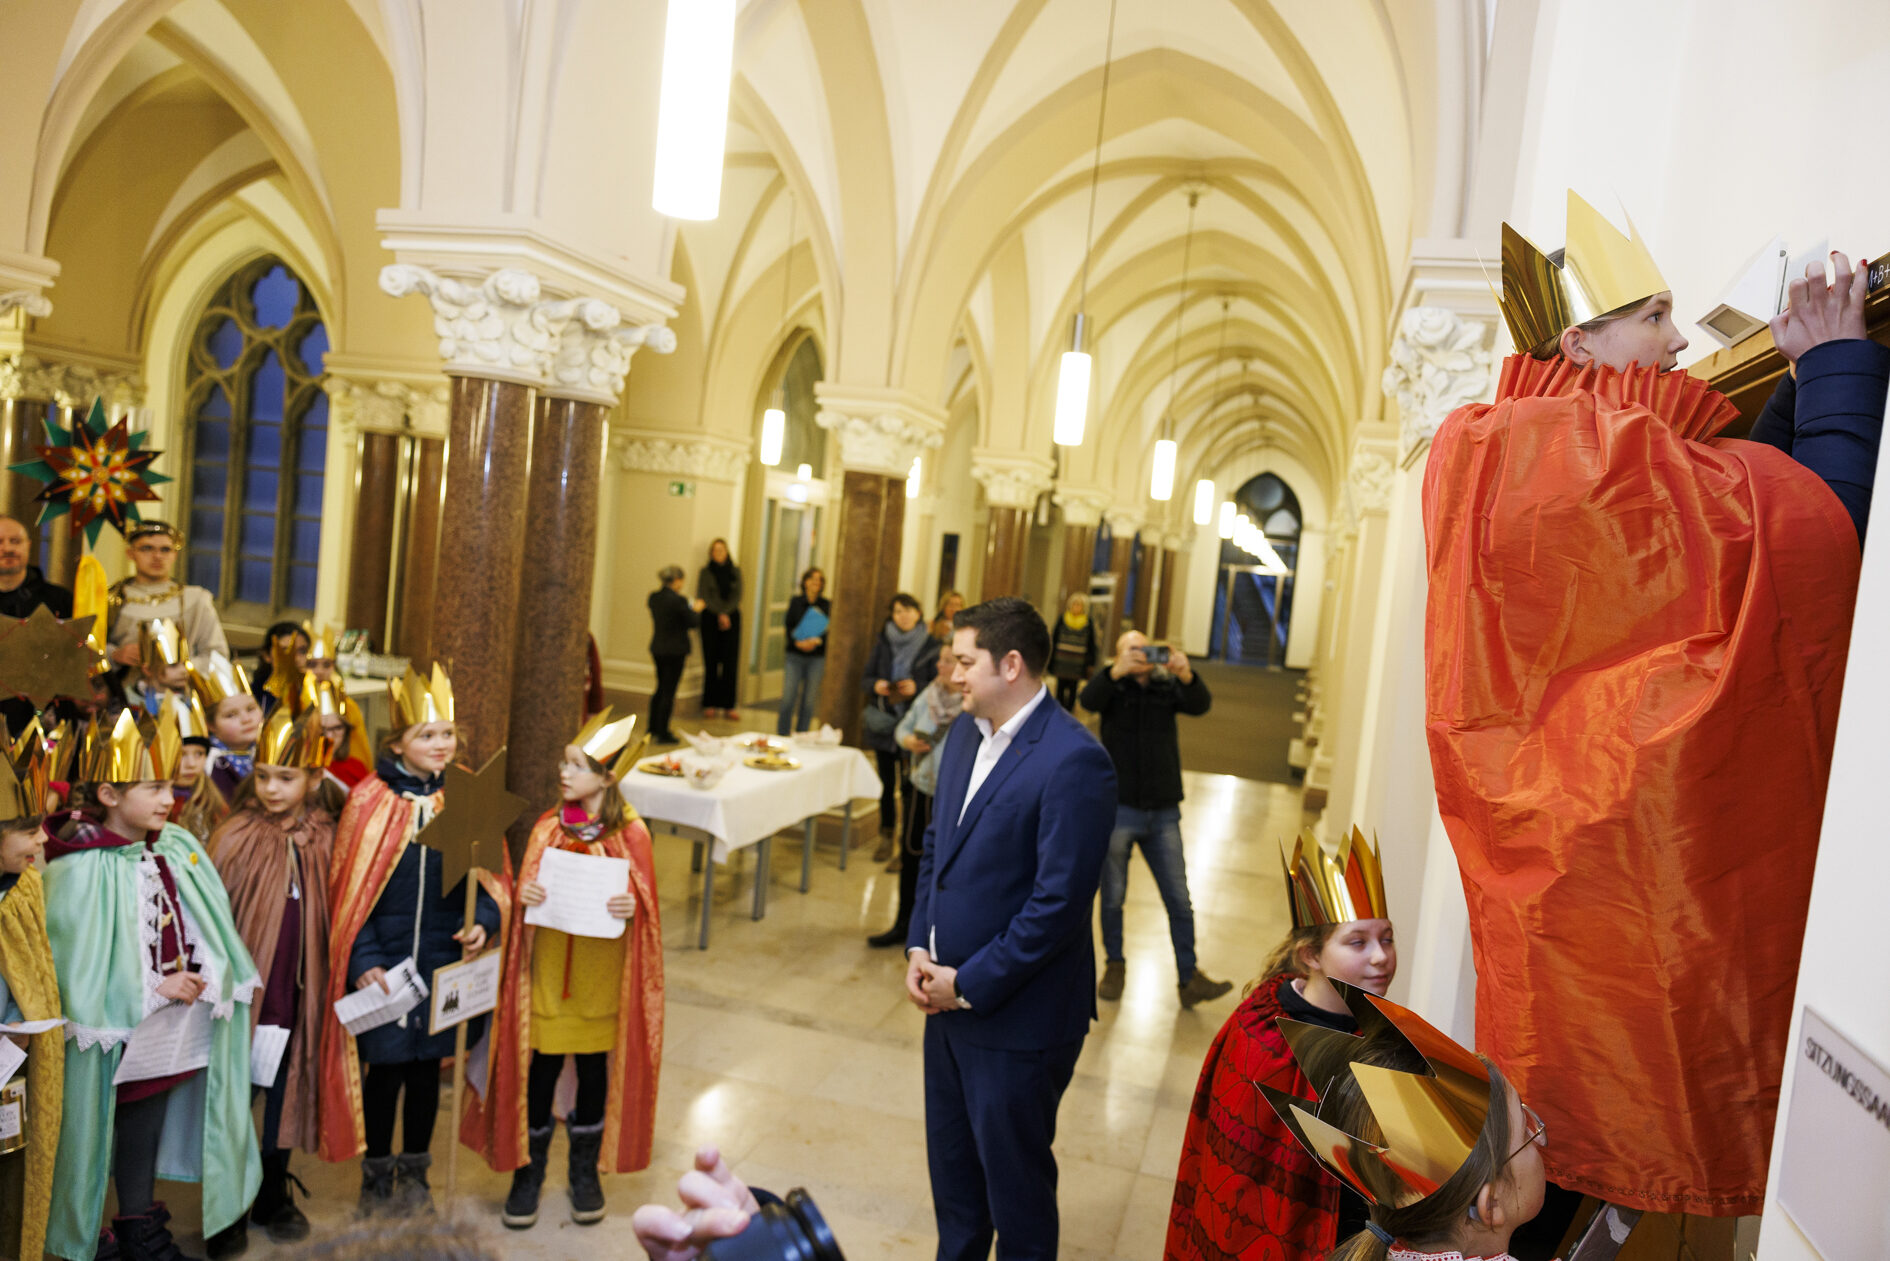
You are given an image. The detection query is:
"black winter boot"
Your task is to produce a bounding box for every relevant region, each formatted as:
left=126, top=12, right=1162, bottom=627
left=250, top=1149, right=310, bottom=1242
left=112, top=1203, right=199, bottom=1261
left=501, top=1125, right=555, bottom=1229
left=357, top=1155, right=397, bottom=1218
left=203, top=1220, right=247, bottom=1261
left=392, top=1151, right=435, bottom=1216
left=566, top=1121, right=607, bottom=1224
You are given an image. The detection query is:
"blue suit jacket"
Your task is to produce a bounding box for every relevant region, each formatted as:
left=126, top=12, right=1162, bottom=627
left=907, top=687, right=1118, bottom=1050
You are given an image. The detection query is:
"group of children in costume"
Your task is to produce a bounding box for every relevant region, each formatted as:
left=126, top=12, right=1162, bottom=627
left=0, top=647, right=663, bottom=1261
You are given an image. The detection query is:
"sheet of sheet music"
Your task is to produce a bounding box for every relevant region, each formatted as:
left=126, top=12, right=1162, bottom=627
left=113, top=1000, right=215, bottom=1085
left=250, top=1024, right=290, bottom=1087
left=524, top=847, right=631, bottom=940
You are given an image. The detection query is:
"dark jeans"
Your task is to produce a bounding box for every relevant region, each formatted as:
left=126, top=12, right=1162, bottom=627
left=527, top=1051, right=608, bottom=1129
left=700, top=612, right=741, bottom=709
left=875, top=749, right=909, bottom=834
left=924, top=1020, right=1083, bottom=1261
left=889, top=790, right=931, bottom=931
left=1099, top=805, right=1197, bottom=980
left=650, top=653, right=686, bottom=738
left=363, top=1059, right=442, bottom=1157
left=1054, top=677, right=1081, bottom=711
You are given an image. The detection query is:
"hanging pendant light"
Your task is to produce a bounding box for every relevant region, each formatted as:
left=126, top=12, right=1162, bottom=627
left=1193, top=478, right=1216, bottom=525
left=652, top=0, right=737, bottom=220
left=758, top=193, right=797, bottom=468
left=1150, top=189, right=1200, bottom=501
left=1054, top=0, right=1120, bottom=448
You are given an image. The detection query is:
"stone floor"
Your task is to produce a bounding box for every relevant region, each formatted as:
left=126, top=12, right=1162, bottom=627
left=150, top=768, right=1298, bottom=1261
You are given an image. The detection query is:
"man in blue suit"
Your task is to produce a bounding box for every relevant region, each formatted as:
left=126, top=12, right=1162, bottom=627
left=905, top=596, right=1118, bottom=1261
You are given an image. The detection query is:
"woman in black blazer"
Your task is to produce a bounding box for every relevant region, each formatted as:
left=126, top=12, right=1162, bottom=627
left=648, top=565, right=704, bottom=743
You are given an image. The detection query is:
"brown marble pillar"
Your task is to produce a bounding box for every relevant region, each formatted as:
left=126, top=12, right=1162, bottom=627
left=1153, top=547, right=1178, bottom=639
left=1107, top=535, right=1134, bottom=635
left=1, top=398, right=49, bottom=567
left=1058, top=524, right=1096, bottom=608
left=505, top=394, right=606, bottom=847
left=432, top=375, right=536, bottom=765
left=346, top=431, right=400, bottom=647
left=1132, top=538, right=1157, bottom=633
left=818, top=470, right=906, bottom=745
left=979, top=506, right=1030, bottom=601
left=393, top=436, right=446, bottom=660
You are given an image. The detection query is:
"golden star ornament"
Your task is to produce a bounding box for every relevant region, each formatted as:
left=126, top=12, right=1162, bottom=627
left=0, top=607, right=102, bottom=706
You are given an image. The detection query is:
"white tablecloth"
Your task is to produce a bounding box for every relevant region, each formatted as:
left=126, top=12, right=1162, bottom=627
left=619, top=735, right=882, bottom=862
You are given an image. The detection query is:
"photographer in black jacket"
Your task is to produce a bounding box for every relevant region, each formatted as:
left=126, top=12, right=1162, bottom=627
left=1080, top=630, right=1232, bottom=1009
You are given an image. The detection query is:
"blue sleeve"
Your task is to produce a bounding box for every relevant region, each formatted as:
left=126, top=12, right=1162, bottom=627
left=953, top=741, right=1118, bottom=1012
left=349, top=898, right=400, bottom=983
left=1746, top=372, right=1795, bottom=455
left=450, top=874, right=502, bottom=938
left=1789, top=338, right=1890, bottom=543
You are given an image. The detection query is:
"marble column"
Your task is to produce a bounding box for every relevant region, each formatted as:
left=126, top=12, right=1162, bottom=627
left=971, top=454, right=1052, bottom=604
left=814, top=390, right=945, bottom=744
left=0, top=397, right=49, bottom=567
left=1053, top=486, right=1110, bottom=609
left=394, top=436, right=446, bottom=659
left=1131, top=537, right=1158, bottom=632
left=345, top=431, right=400, bottom=646
left=1154, top=545, right=1178, bottom=639
left=1105, top=511, right=1139, bottom=636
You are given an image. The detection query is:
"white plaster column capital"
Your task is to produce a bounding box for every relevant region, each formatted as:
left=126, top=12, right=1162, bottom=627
left=539, top=299, right=676, bottom=406
left=813, top=384, right=946, bottom=479
left=1346, top=424, right=1400, bottom=518
left=1053, top=486, right=1113, bottom=528
left=1161, top=531, right=1188, bottom=551
left=323, top=375, right=451, bottom=439
left=0, top=351, right=143, bottom=412
left=1382, top=306, right=1495, bottom=464
left=380, top=264, right=552, bottom=386
left=1105, top=510, right=1144, bottom=540
left=970, top=452, right=1055, bottom=510
left=610, top=427, right=751, bottom=485
left=0, top=291, right=52, bottom=320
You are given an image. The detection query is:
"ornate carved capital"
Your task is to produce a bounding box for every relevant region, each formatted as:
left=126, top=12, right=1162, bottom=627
left=611, top=429, right=750, bottom=484
left=813, top=403, right=944, bottom=479
left=1105, top=510, right=1143, bottom=540
left=0, top=291, right=52, bottom=320
left=1053, top=486, right=1114, bottom=528
left=970, top=453, right=1054, bottom=510
left=323, top=376, right=451, bottom=438
left=1381, top=307, right=1493, bottom=463
left=1348, top=449, right=1395, bottom=515
left=541, top=301, right=676, bottom=406
left=0, top=352, right=142, bottom=410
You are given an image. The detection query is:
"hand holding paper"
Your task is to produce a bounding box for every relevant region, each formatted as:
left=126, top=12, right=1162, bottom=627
left=524, top=847, right=632, bottom=940
left=333, top=958, right=427, bottom=1036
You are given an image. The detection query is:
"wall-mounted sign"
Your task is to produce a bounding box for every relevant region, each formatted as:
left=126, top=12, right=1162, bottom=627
left=1777, top=1007, right=1890, bottom=1260
left=668, top=480, right=696, bottom=498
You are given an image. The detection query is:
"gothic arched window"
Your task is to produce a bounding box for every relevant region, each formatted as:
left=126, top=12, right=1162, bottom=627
left=180, top=258, right=329, bottom=618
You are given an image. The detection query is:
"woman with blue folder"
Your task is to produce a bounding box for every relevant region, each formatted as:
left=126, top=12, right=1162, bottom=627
left=777, top=568, right=830, bottom=736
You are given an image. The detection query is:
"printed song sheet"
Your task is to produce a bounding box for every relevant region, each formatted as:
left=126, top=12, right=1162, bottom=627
left=524, top=847, right=631, bottom=940
left=113, top=1000, right=215, bottom=1085
left=250, top=1024, right=290, bottom=1088
left=332, top=958, right=428, bottom=1035
left=0, top=1038, right=24, bottom=1085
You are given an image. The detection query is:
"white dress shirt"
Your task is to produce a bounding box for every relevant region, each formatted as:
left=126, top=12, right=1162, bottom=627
left=958, top=684, right=1050, bottom=825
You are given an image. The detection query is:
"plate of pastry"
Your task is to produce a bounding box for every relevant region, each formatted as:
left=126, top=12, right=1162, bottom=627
left=742, top=735, right=788, bottom=753
left=743, top=753, right=801, bottom=771
left=637, top=755, right=686, bottom=777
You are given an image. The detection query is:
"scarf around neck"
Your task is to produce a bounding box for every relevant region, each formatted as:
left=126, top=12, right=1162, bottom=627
left=1062, top=610, right=1088, bottom=631
left=706, top=557, right=736, bottom=600
left=885, top=619, right=931, bottom=680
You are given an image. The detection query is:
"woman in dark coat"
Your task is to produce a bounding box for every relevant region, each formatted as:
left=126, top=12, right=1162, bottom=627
left=696, top=539, right=743, bottom=719
left=648, top=566, right=704, bottom=744
left=859, top=593, right=939, bottom=858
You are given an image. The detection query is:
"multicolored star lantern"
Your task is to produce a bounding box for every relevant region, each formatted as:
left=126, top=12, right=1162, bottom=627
left=7, top=395, right=168, bottom=544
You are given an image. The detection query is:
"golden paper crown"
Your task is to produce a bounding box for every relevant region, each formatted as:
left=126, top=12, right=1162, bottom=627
left=1500, top=191, right=1670, bottom=357
left=167, top=691, right=211, bottom=743
left=256, top=704, right=336, bottom=769
left=1281, top=826, right=1388, bottom=931
left=77, top=707, right=183, bottom=783
left=304, top=621, right=340, bottom=662
left=572, top=708, right=646, bottom=780
left=0, top=717, right=57, bottom=822
left=188, top=651, right=252, bottom=709
left=1262, top=981, right=1495, bottom=1209
left=389, top=663, right=454, bottom=729
left=139, top=617, right=189, bottom=670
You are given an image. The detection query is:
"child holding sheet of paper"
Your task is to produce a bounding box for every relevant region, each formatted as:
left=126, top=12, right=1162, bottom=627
left=462, top=710, right=662, bottom=1230
left=207, top=701, right=338, bottom=1244
left=41, top=705, right=261, bottom=1261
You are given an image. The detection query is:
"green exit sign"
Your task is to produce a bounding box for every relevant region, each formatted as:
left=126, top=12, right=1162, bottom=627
left=667, top=480, right=696, bottom=497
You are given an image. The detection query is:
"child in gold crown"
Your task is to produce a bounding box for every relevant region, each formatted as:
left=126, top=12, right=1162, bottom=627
left=460, top=710, right=663, bottom=1230
left=207, top=702, right=338, bottom=1243
left=317, top=665, right=502, bottom=1217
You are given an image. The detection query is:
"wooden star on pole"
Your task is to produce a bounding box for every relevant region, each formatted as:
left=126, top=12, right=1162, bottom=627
left=418, top=747, right=528, bottom=897
left=0, top=607, right=101, bottom=707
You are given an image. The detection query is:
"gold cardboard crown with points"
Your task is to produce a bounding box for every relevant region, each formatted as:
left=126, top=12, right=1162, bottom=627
left=139, top=617, right=189, bottom=671
left=256, top=704, right=336, bottom=769
left=1501, top=191, right=1670, bottom=357
left=188, top=651, right=252, bottom=709
left=77, top=707, right=184, bottom=783
left=166, top=691, right=211, bottom=744
left=0, top=716, right=60, bottom=822
left=572, top=708, right=646, bottom=780
left=1281, top=825, right=1388, bottom=931
left=1261, top=981, right=1495, bottom=1209
left=389, top=663, right=454, bottom=729
left=304, top=621, right=340, bottom=662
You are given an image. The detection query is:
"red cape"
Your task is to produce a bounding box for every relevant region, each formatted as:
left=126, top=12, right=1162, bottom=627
left=1165, top=977, right=1342, bottom=1261
left=460, top=806, right=664, bottom=1174
left=1423, top=355, right=1858, bottom=1214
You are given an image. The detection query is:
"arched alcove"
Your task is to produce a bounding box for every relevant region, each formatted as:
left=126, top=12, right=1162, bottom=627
left=1211, top=472, right=1300, bottom=664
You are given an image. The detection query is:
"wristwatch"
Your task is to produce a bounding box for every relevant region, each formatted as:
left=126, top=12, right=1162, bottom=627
left=952, top=979, right=972, bottom=1011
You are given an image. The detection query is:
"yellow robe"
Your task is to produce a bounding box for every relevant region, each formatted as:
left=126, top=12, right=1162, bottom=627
left=0, top=868, right=63, bottom=1261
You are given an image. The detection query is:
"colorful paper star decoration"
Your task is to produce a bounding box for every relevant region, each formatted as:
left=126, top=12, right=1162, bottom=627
left=7, top=395, right=169, bottom=544
left=0, top=607, right=101, bottom=707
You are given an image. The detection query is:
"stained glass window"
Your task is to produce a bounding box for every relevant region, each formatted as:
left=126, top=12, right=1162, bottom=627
left=180, top=259, right=327, bottom=618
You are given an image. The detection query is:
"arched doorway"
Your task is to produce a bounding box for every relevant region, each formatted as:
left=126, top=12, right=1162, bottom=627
left=747, top=334, right=828, bottom=702
left=1210, top=473, right=1299, bottom=664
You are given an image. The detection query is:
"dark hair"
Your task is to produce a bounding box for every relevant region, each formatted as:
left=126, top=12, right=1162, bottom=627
left=889, top=592, right=924, bottom=616
left=0, top=815, right=44, bottom=837
left=1247, top=924, right=1337, bottom=995
left=953, top=597, right=1051, bottom=676
left=260, top=622, right=310, bottom=667
left=1327, top=1056, right=1516, bottom=1261
left=800, top=567, right=825, bottom=595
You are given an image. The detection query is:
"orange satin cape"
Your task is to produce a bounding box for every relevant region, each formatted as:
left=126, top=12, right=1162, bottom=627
left=315, top=775, right=512, bottom=1162
left=1423, top=355, right=1859, bottom=1216
left=460, top=806, right=664, bottom=1174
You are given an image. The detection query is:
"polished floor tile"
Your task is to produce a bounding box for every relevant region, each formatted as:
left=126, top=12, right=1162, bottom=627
left=146, top=768, right=1299, bottom=1260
